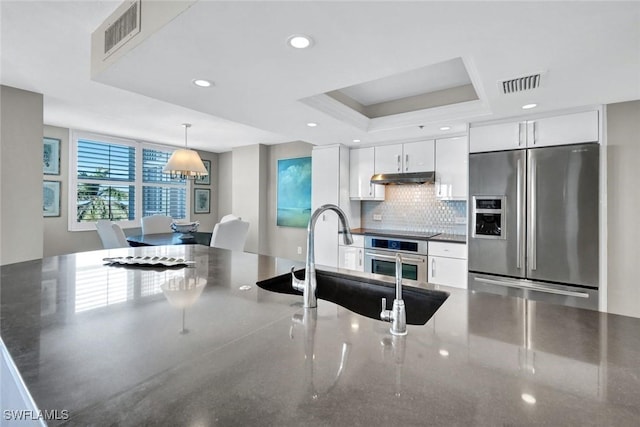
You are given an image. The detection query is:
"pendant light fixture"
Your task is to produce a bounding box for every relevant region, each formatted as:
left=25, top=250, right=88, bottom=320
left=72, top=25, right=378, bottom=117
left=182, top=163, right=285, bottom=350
left=163, top=123, right=208, bottom=180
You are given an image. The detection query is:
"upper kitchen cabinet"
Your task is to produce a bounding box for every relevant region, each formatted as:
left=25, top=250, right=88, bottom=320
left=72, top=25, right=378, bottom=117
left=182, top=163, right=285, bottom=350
left=312, top=145, right=361, bottom=268
left=349, top=147, right=385, bottom=200
left=469, top=122, right=523, bottom=153
left=374, top=140, right=435, bottom=174
left=403, top=140, right=435, bottom=172
left=435, top=136, right=468, bottom=200
left=528, top=110, right=599, bottom=148
left=470, top=110, right=599, bottom=153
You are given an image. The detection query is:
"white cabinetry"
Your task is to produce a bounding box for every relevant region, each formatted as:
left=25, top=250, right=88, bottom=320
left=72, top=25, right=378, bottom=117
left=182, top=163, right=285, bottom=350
left=374, top=140, right=435, bottom=174
left=531, top=111, right=599, bottom=148
left=469, top=122, right=523, bottom=153
left=349, top=147, right=384, bottom=200
left=435, top=136, right=467, bottom=200
left=428, top=242, right=467, bottom=289
left=470, top=110, right=599, bottom=153
left=338, top=234, right=365, bottom=272
left=312, top=145, right=360, bottom=268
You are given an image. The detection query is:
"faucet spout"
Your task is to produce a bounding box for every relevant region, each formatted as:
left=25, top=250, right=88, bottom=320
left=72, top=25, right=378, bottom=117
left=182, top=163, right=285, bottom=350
left=395, top=253, right=403, bottom=301
left=380, top=253, right=407, bottom=336
left=293, top=204, right=353, bottom=308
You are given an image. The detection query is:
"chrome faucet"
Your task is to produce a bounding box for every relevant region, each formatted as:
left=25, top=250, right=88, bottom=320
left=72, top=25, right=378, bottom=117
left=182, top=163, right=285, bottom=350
left=291, top=204, right=353, bottom=308
left=380, top=253, right=407, bottom=335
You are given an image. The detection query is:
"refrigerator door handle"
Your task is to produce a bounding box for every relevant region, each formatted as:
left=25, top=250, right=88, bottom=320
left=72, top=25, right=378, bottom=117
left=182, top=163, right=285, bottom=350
left=516, top=158, right=523, bottom=269
left=529, top=155, right=537, bottom=271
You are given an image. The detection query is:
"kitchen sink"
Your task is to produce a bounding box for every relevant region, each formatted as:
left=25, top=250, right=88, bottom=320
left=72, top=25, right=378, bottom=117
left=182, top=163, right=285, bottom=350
left=256, top=269, right=449, bottom=325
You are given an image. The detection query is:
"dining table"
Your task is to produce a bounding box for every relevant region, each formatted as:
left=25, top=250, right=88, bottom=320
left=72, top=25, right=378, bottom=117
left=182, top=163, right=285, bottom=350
left=126, top=231, right=212, bottom=247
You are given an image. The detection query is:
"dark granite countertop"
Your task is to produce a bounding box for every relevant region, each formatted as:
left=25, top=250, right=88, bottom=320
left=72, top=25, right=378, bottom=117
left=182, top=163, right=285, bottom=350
left=350, top=228, right=466, bottom=244
left=1, top=245, right=639, bottom=426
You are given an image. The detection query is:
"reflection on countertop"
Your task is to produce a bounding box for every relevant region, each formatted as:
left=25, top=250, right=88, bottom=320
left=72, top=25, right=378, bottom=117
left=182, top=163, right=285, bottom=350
left=1, top=245, right=639, bottom=426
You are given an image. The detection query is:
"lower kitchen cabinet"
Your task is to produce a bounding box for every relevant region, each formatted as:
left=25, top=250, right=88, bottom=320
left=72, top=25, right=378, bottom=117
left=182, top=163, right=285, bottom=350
left=428, top=241, right=467, bottom=289
left=338, top=234, right=365, bottom=272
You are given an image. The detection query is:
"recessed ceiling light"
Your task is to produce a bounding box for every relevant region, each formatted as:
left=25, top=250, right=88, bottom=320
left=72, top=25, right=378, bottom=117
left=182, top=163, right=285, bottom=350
left=353, top=139, right=361, bottom=143
left=193, top=79, right=212, bottom=88
left=439, top=126, right=451, bottom=131
left=307, top=122, right=318, bottom=127
left=439, top=349, right=450, bottom=357
left=288, top=34, right=313, bottom=49
left=521, top=393, right=537, bottom=405
left=522, top=103, right=537, bottom=110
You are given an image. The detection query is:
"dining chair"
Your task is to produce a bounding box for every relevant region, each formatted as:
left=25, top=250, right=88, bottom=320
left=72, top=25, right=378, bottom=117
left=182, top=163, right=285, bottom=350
left=220, top=214, right=240, bottom=223
left=209, top=218, right=250, bottom=251
left=141, top=214, right=173, bottom=234
left=96, top=220, right=129, bottom=249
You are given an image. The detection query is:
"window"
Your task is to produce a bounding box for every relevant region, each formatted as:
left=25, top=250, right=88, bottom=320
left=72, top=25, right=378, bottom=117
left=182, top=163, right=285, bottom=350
left=142, top=148, right=187, bottom=218
left=76, top=138, right=136, bottom=223
left=69, top=131, right=189, bottom=231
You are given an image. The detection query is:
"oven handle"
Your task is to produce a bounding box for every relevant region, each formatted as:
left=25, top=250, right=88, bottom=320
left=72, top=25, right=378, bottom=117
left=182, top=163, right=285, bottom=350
left=364, top=252, right=425, bottom=263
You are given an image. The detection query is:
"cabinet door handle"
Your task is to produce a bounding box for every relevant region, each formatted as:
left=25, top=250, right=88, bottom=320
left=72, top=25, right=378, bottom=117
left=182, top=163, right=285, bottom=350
left=369, top=183, right=373, bottom=196
left=397, top=155, right=401, bottom=172
left=358, top=249, right=363, bottom=267
left=431, top=258, right=436, bottom=277
left=518, top=122, right=525, bottom=146
left=532, top=121, right=537, bottom=145
left=405, top=154, right=409, bottom=171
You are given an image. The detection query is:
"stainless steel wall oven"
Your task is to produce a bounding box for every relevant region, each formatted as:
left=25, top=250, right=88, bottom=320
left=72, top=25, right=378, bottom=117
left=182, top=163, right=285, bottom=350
left=364, top=236, right=429, bottom=282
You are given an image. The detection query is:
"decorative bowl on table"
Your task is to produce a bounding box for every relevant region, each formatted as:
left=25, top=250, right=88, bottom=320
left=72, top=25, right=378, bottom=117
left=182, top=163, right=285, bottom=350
left=171, top=221, right=200, bottom=240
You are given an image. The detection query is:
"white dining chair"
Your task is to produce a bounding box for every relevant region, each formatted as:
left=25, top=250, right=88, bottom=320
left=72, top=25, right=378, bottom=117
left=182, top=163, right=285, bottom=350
left=141, top=215, right=173, bottom=234
left=220, top=214, right=240, bottom=223
left=209, top=218, right=250, bottom=251
left=96, top=220, right=129, bottom=249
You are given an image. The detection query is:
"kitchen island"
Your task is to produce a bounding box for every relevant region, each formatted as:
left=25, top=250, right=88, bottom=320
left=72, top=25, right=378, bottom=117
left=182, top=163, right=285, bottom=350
left=1, top=245, right=639, bottom=426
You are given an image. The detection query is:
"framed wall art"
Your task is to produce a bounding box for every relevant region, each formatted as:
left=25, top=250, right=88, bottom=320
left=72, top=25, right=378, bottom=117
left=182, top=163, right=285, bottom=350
left=43, top=137, right=61, bottom=175
left=276, top=156, right=311, bottom=228
left=43, top=180, right=61, bottom=217
left=194, top=188, right=210, bottom=214
left=195, top=160, right=211, bottom=185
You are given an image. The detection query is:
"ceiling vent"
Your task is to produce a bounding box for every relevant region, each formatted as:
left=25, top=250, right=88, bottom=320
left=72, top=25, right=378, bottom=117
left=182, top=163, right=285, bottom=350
left=500, top=73, right=541, bottom=94
left=104, top=0, right=141, bottom=59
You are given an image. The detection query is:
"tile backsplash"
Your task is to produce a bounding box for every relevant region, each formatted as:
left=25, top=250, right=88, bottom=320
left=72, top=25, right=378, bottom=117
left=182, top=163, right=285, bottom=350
left=361, top=184, right=467, bottom=235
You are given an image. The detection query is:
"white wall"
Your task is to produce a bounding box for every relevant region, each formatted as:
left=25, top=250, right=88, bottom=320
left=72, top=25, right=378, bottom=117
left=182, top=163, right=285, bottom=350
left=606, top=100, right=640, bottom=318
left=221, top=142, right=313, bottom=261
left=230, top=144, right=271, bottom=254
left=191, top=150, right=219, bottom=232
left=265, top=141, right=313, bottom=261
left=1, top=86, right=44, bottom=265
left=216, top=151, right=233, bottom=221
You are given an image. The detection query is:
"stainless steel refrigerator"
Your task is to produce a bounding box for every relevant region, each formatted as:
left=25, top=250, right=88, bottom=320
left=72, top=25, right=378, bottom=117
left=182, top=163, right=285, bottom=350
left=468, top=143, right=599, bottom=310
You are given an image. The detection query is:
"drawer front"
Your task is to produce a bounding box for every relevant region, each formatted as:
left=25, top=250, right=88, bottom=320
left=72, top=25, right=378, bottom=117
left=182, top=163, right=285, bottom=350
left=338, top=233, right=365, bottom=248
left=429, top=241, right=467, bottom=259
left=428, top=256, right=468, bottom=289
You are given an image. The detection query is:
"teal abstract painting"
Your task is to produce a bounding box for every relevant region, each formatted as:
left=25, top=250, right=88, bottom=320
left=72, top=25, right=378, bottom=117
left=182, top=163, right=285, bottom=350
left=277, top=157, right=312, bottom=228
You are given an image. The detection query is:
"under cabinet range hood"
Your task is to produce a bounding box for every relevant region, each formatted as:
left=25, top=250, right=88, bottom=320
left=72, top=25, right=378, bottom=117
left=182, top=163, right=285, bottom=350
left=370, top=171, right=435, bottom=185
